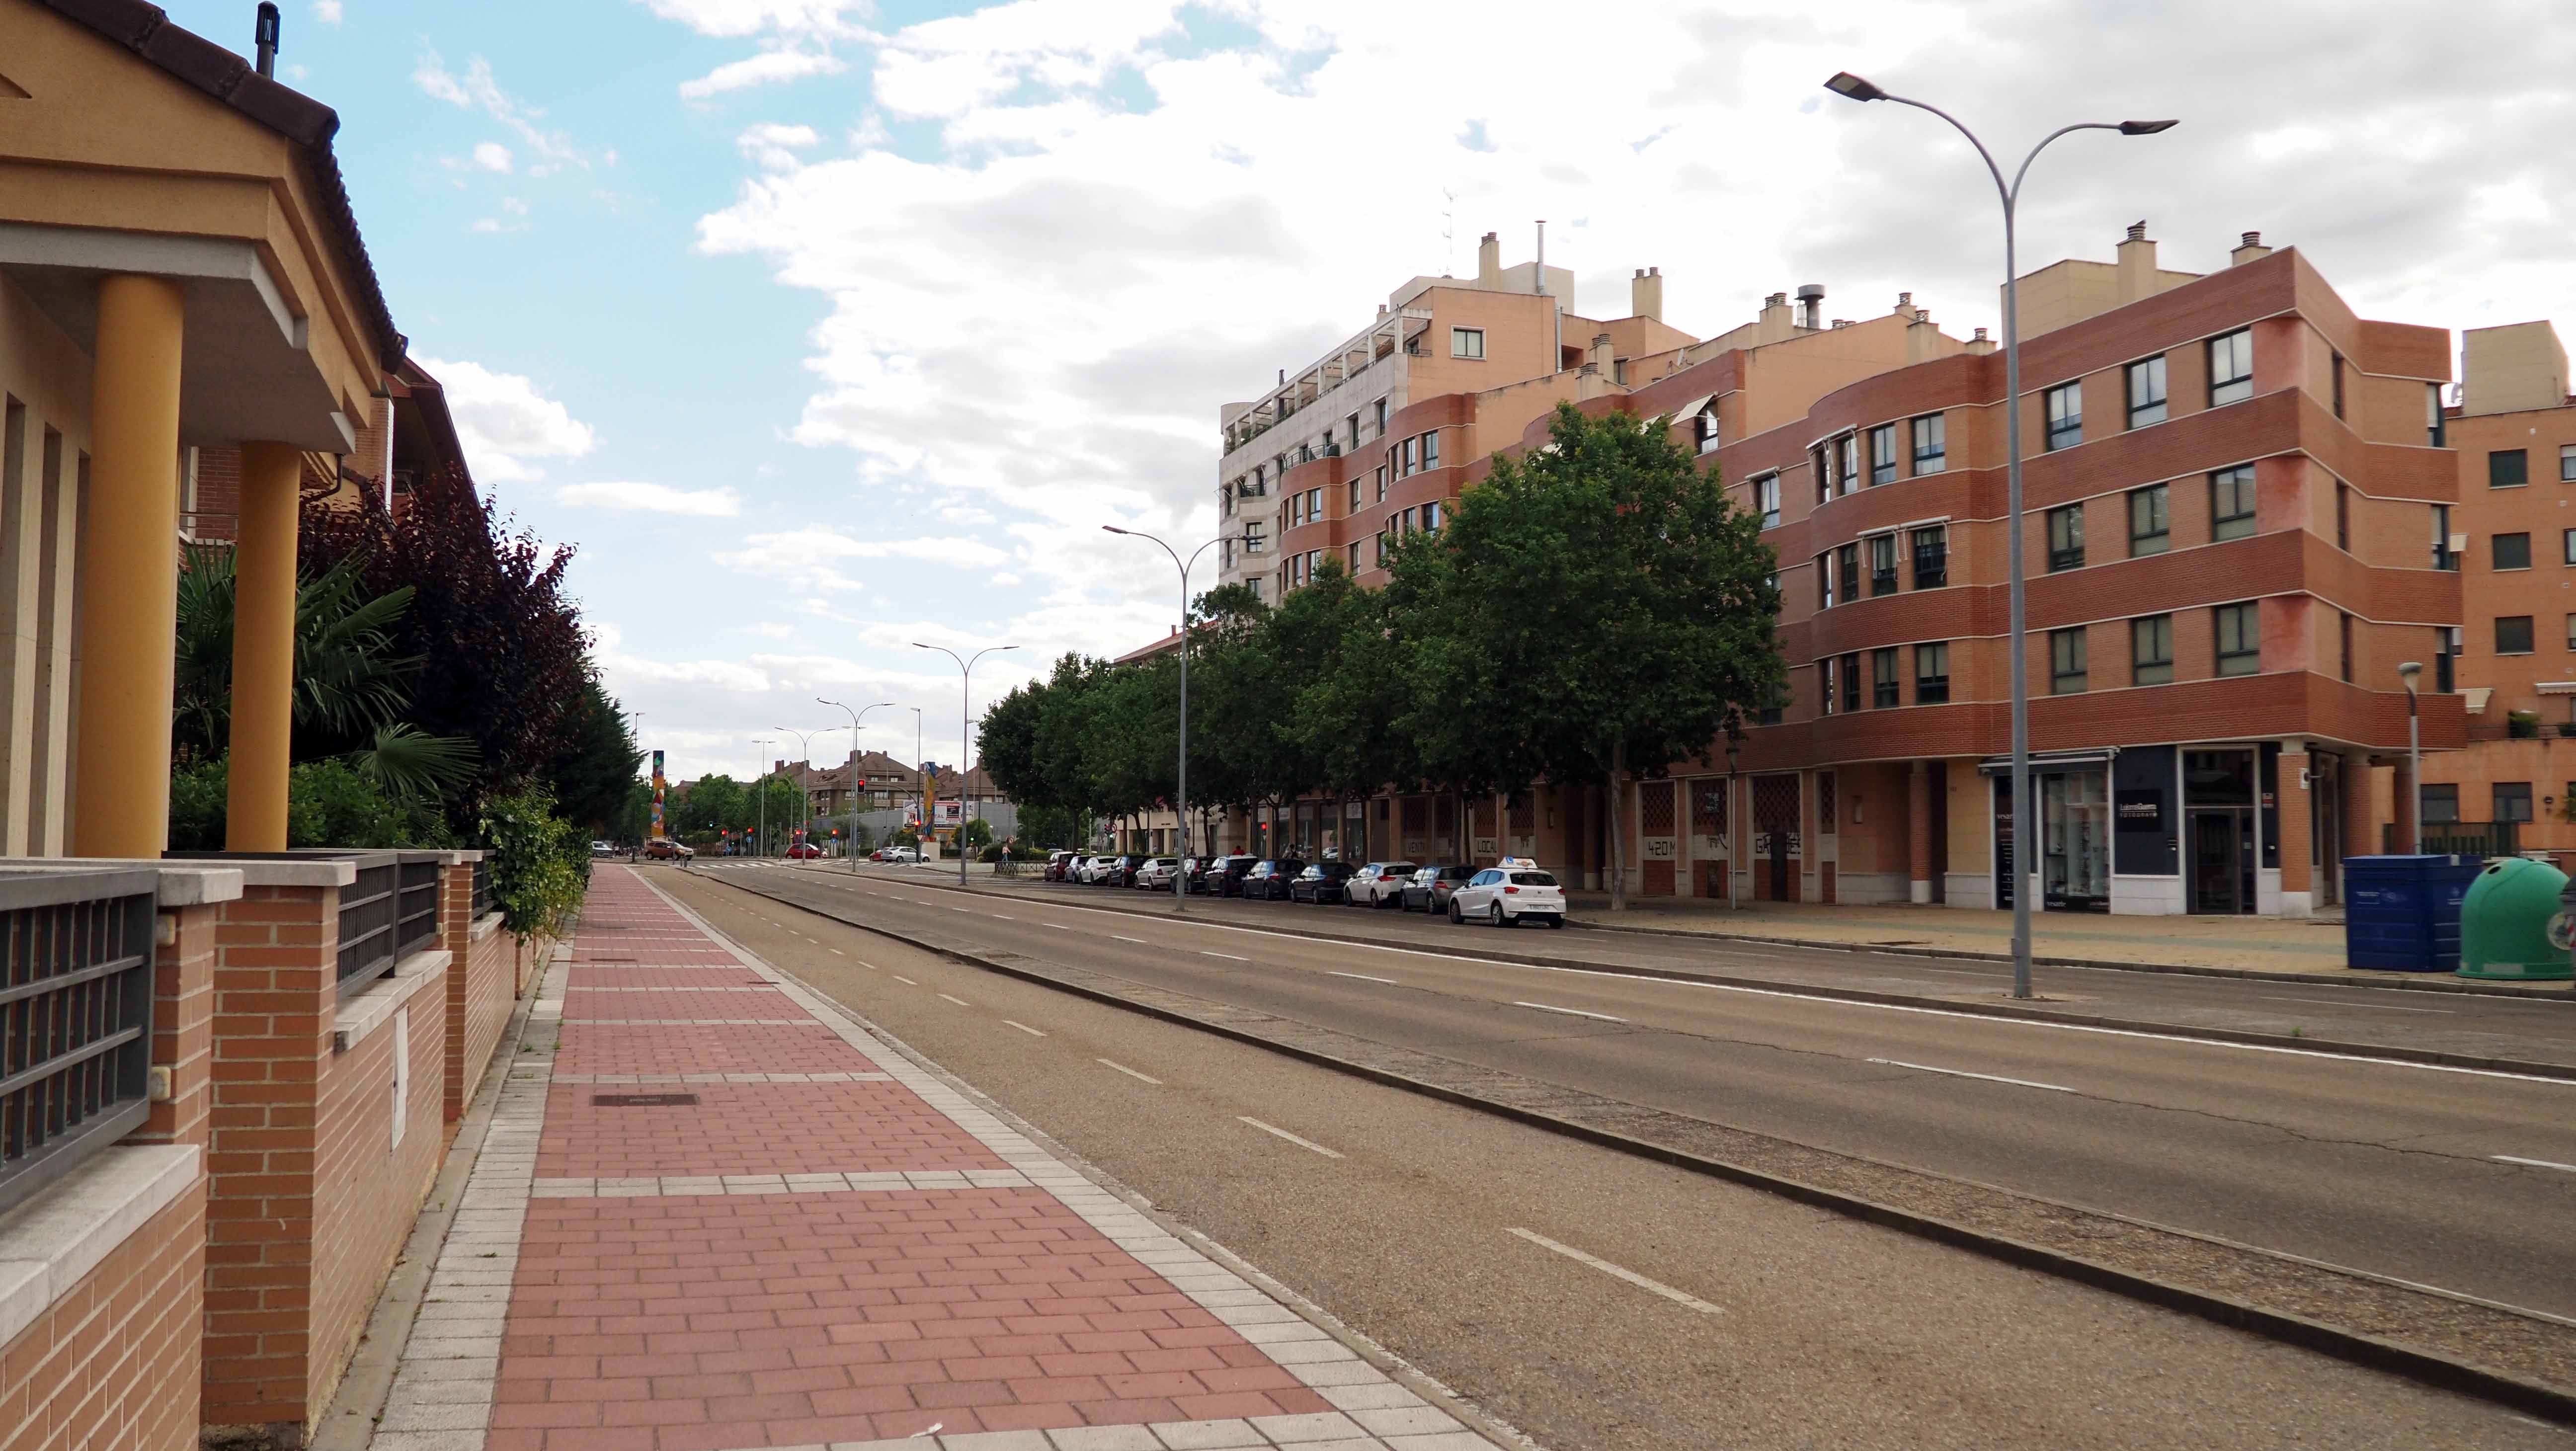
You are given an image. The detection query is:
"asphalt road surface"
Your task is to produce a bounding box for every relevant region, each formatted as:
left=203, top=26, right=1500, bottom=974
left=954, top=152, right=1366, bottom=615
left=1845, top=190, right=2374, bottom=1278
left=653, top=864, right=2574, bottom=1451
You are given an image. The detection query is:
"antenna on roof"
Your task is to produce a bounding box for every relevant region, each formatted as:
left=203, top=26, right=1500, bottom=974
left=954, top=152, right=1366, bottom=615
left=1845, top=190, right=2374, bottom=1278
left=1442, top=188, right=1455, bottom=277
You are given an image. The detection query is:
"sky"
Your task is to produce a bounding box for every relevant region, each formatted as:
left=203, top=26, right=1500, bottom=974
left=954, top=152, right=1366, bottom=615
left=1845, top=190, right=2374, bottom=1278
left=155, top=0, right=2576, bottom=784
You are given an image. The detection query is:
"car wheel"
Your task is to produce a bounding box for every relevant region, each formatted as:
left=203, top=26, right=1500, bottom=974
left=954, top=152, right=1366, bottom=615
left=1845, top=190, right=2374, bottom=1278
left=1547, top=915, right=1565, bottom=929
left=1449, top=900, right=1464, bottom=925
left=1490, top=903, right=1507, bottom=928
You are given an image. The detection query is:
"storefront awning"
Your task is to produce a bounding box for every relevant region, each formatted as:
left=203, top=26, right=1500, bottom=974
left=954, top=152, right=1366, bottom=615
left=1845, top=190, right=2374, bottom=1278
left=1977, top=748, right=2116, bottom=776
left=2537, top=682, right=2576, bottom=696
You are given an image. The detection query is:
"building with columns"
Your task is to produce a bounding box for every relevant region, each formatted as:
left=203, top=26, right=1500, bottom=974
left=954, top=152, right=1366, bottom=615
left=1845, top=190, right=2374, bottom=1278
left=0, top=0, right=410, bottom=860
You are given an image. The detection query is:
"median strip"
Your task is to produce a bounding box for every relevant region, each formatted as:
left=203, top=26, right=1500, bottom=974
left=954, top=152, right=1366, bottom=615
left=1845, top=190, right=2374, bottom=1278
left=1240, top=1117, right=1345, bottom=1159
left=1507, top=1228, right=1723, bottom=1315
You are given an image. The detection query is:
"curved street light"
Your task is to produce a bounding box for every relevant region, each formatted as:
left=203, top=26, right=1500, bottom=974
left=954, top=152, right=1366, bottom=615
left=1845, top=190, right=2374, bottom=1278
left=818, top=697, right=895, bottom=871
left=1104, top=525, right=1241, bottom=911
left=913, top=644, right=1018, bottom=886
left=1824, top=71, right=2174, bottom=1000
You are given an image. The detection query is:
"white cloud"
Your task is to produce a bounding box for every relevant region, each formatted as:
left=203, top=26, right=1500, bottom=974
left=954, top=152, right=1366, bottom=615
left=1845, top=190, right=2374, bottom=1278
left=472, top=142, right=513, bottom=173
left=413, top=52, right=587, bottom=173
left=638, top=0, right=870, bottom=40
left=312, top=0, right=342, bottom=22
left=554, top=482, right=745, bottom=516
left=413, top=356, right=597, bottom=483
left=736, top=122, right=822, bottom=171
left=680, top=49, right=847, bottom=100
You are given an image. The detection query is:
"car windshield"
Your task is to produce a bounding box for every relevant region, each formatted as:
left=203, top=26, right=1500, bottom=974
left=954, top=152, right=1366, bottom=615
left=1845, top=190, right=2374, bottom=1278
left=1442, top=867, right=1475, bottom=880
left=1298, top=867, right=1322, bottom=878
left=1510, top=872, right=1557, bottom=886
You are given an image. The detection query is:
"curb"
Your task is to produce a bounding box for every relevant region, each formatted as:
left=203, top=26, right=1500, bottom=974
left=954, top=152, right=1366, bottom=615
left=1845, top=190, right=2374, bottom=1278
left=687, top=866, right=2576, bottom=1428
left=783, top=866, right=2576, bottom=1084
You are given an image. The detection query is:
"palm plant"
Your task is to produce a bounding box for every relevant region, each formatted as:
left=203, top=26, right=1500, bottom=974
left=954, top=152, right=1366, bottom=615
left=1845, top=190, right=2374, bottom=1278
left=173, top=543, right=478, bottom=796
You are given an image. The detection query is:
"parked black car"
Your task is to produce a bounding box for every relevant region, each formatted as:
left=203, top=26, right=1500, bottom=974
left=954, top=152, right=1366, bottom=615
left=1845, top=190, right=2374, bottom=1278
left=1213, top=855, right=1263, bottom=896
left=1288, top=861, right=1359, bottom=903
left=1400, top=864, right=1478, bottom=913
left=1240, top=859, right=1305, bottom=901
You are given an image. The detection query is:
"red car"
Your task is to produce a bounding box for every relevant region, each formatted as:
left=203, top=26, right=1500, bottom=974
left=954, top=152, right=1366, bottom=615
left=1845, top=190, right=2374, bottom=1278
left=785, top=843, right=823, bottom=860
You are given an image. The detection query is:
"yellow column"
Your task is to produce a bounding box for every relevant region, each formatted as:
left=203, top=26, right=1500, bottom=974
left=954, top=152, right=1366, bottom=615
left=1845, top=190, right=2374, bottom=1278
left=71, top=274, right=185, bottom=859
left=225, top=442, right=302, bottom=850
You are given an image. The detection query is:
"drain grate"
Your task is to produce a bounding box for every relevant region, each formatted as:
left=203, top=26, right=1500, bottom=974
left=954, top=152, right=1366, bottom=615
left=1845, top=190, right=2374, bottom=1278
left=593, top=1093, right=700, bottom=1107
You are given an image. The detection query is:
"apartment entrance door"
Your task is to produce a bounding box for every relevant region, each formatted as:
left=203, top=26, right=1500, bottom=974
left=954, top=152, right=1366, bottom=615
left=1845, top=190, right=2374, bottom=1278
left=2188, top=811, right=2250, bottom=915
left=1753, top=773, right=1800, bottom=902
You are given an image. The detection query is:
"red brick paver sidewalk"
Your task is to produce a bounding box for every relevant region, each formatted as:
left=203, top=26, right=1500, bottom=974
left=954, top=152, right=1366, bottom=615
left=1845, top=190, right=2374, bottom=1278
left=369, top=866, right=1495, bottom=1451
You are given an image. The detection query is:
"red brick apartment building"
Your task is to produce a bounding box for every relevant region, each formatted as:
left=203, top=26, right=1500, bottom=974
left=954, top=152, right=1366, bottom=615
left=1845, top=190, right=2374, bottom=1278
left=1190, top=227, right=2467, bottom=918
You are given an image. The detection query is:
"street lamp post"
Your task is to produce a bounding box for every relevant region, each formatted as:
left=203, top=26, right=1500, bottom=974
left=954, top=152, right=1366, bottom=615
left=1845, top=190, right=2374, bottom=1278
left=819, top=698, right=895, bottom=871
left=1824, top=72, right=2174, bottom=1000
left=914, top=644, right=1019, bottom=886
left=2398, top=661, right=2423, bottom=853
left=1103, top=526, right=1240, bottom=911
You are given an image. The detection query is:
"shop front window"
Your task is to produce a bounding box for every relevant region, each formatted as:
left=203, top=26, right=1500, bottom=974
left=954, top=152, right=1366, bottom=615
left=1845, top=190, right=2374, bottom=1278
left=2042, top=770, right=2110, bottom=911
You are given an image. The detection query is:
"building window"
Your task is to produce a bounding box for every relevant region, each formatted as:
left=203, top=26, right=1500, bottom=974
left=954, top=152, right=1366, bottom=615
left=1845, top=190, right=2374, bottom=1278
left=2434, top=503, right=2455, bottom=570
left=2492, top=449, right=2529, bottom=488
left=1349, top=478, right=1362, bottom=511
left=1308, top=486, right=1322, bottom=519
left=1348, top=542, right=1362, bottom=574
left=1375, top=464, right=1388, bottom=502
left=2336, top=483, right=2350, bottom=552
left=1872, top=647, right=1900, bottom=707
left=1375, top=530, right=1389, bottom=565
left=1402, top=437, right=1418, bottom=476
left=2044, top=382, right=2083, bottom=451
left=1869, top=424, right=1897, bottom=484
left=1841, top=652, right=1861, bottom=713
left=2132, top=614, right=2174, bottom=686
left=1915, top=642, right=1950, bottom=704
left=1425, top=431, right=1443, bottom=470
left=1423, top=500, right=1442, bottom=530
left=2129, top=484, right=2170, bottom=557
left=1243, top=521, right=1265, bottom=554
left=2047, top=504, right=2085, bottom=572
left=1697, top=404, right=1721, bottom=454
left=2496, top=783, right=2535, bottom=824
left=2427, top=384, right=2445, bottom=447
left=1869, top=533, right=1898, bottom=596
left=2050, top=628, right=2088, bottom=694
left=1374, top=398, right=1388, bottom=435
left=2340, top=611, right=2354, bottom=682
left=2438, top=625, right=2461, bottom=692
left=2211, top=466, right=2257, bottom=541
left=1754, top=474, right=1781, bottom=529
left=2421, top=783, right=2460, bottom=823
left=2497, top=615, right=2536, bottom=654
left=2331, top=353, right=2346, bottom=420
left=1837, top=543, right=1861, bottom=604
left=1818, top=553, right=1835, bottom=610
left=2208, top=328, right=2254, bottom=405
left=2562, top=444, right=2576, bottom=482
left=1912, top=413, right=1946, bottom=474
left=1452, top=327, right=1485, bottom=359
left=2216, top=602, right=2261, bottom=675
left=1912, top=526, right=1948, bottom=589
left=2567, top=613, right=2576, bottom=649
left=2567, top=530, right=2576, bottom=566
left=2126, top=355, right=2168, bottom=428
left=1820, top=656, right=1838, bottom=715
left=2495, top=532, right=2532, bottom=570
left=1837, top=434, right=1859, bottom=497
left=1813, top=444, right=1832, bottom=505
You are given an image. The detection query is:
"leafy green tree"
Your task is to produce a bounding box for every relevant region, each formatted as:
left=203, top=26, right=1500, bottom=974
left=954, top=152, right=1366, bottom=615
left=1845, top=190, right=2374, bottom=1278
left=1287, top=561, right=1415, bottom=850
left=549, top=674, right=641, bottom=834
left=958, top=817, right=994, bottom=851
left=1389, top=402, right=1781, bottom=908
left=670, top=774, right=746, bottom=836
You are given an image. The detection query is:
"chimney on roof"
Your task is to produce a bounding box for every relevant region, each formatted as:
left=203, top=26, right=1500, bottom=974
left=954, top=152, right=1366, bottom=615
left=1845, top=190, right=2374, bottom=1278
left=2231, top=231, right=2273, bottom=266
left=2116, top=221, right=2157, bottom=304
left=254, top=2, right=281, bottom=78
left=1631, top=266, right=1663, bottom=322
left=1794, top=284, right=1825, bottom=330
left=1477, top=231, right=1502, bottom=287
left=1906, top=310, right=1943, bottom=364
left=1895, top=291, right=1917, bottom=320
left=1966, top=326, right=1996, bottom=356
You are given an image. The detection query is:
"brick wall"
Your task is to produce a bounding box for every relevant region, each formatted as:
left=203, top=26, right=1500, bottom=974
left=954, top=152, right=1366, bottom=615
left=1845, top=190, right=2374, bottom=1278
left=201, top=875, right=449, bottom=1442
left=0, top=1183, right=207, bottom=1451
left=439, top=859, right=512, bottom=1126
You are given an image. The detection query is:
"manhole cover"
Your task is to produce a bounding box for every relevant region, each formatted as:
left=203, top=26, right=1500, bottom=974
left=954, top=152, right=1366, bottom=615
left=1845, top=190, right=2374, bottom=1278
left=593, top=1093, right=699, bottom=1107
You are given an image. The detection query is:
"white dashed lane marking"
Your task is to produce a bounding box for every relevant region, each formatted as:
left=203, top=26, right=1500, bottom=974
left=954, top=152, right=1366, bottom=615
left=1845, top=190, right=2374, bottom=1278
left=2494, top=1155, right=2576, bottom=1174
left=1002, top=1021, right=1047, bottom=1037
left=891, top=975, right=918, bottom=986
left=1097, top=1059, right=1163, bottom=1085
left=1203, top=952, right=1249, bottom=962
left=1507, top=1228, right=1724, bottom=1315
left=1238, top=1117, right=1344, bottom=1159
left=1329, top=971, right=1399, bottom=985
left=1514, top=1001, right=1625, bottom=1023
left=1868, top=1058, right=2073, bottom=1093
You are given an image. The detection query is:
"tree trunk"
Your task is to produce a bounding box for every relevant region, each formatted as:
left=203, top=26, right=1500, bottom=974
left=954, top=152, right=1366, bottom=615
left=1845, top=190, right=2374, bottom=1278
left=1607, top=740, right=1629, bottom=912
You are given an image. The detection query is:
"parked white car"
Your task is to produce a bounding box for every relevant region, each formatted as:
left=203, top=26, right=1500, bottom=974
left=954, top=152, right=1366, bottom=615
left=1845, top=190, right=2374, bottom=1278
left=1135, top=857, right=1183, bottom=889
left=1345, top=861, right=1419, bottom=908
left=1448, top=859, right=1567, bottom=928
left=1080, top=854, right=1121, bottom=884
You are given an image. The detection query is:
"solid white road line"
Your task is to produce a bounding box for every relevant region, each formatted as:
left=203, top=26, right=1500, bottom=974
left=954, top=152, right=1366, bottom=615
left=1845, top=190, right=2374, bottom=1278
left=1203, top=952, right=1249, bottom=962
left=1329, top=971, right=1400, bottom=985
left=1097, top=1058, right=1162, bottom=1085
left=891, top=975, right=918, bottom=986
left=2493, top=1154, right=2576, bottom=1174
left=2257, top=995, right=2451, bottom=1014
left=1868, top=1058, right=2074, bottom=1093
left=938, top=993, right=969, bottom=1006
left=1506, top=1228, right=1723, bottom=1314
left=1239, top=1117, right=1345, bottom=1158
left=1002, top=1020, right=1047, bottom=1037
left=1514, top=1001, right=1626, bottom=1023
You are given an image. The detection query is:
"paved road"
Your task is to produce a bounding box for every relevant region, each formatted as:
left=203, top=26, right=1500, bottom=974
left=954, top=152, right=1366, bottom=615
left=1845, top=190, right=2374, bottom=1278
left=694, top=861, right=2576, bottom=1323
left=654, top=866, right=2569, bottom=1451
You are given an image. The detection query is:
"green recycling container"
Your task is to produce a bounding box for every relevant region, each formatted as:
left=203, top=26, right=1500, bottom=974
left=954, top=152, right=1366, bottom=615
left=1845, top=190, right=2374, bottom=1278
left=2456, top=856, right=2576, bottom=980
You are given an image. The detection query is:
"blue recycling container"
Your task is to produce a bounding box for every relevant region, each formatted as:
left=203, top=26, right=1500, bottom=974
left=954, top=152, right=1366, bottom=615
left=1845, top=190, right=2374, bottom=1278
left=2343, top=855, right=2484, bottom=971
